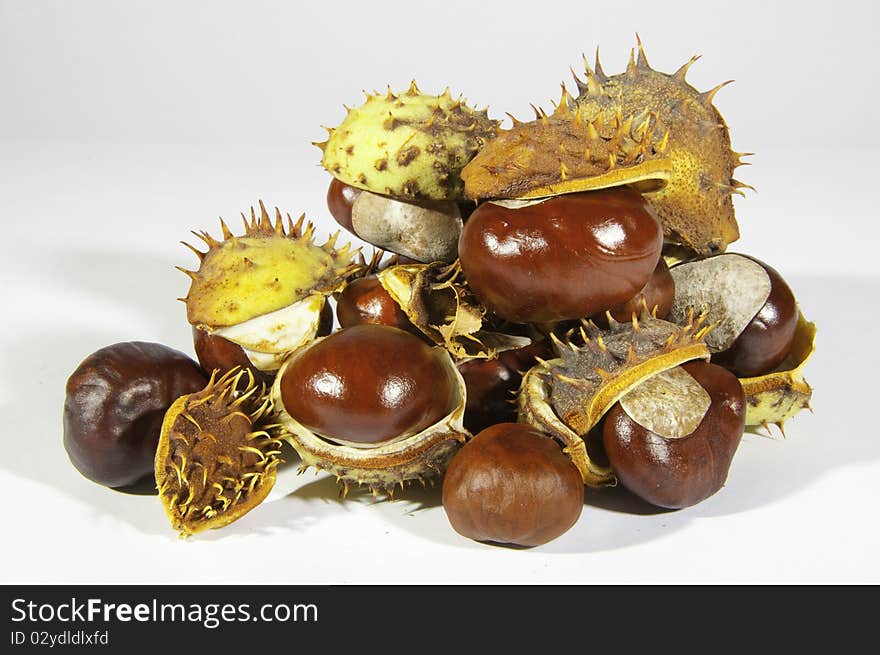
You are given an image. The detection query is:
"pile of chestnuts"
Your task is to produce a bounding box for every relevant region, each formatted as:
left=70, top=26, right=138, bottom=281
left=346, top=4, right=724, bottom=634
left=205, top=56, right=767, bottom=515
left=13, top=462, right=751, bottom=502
left=63, top=40, right=815, bottom=546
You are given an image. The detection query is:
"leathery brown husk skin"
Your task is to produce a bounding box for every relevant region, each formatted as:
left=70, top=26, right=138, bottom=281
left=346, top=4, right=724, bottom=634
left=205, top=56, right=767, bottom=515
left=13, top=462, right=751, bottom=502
left=462, top=37, right=750, bottom=256
left=270, top=337, right=470, bottom=497
left=518, top=309, right=711, bottom=486
left=375, top=261, right=531, bottom=360
left=316, top=82, right=499, bottom=201
left=741, top=311, right=816, bottom=433
left=155, top=368, right=279, bottom=537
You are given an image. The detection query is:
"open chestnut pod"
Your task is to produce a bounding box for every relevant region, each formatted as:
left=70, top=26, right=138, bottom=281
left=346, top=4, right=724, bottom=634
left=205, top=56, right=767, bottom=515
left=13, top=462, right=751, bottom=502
left=518, top=309, right=711, bottom=486
left=442, top=423, right=584, bottom=547
left=602, top=360, right=745, bottom=509
left=179, top=201, right=359, bottom=377
left=740, top=311, right=815, bottom=432
left=374, top=261, right=531, bottom=360
left=156, top=367, right=279, bottom=536
left=458, top=188, right=664, bottom=324
left=270, top=324, right=470, bottom=495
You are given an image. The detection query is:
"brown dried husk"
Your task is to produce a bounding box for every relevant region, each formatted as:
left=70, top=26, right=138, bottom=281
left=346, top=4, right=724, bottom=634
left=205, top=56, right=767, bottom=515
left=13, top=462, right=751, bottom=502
left=462, top=38, right=751, bottom=255
left=741, top=311, right=815, bottom=432
left=518, top=310, right=711, bottom=486
left=155, top=368, right=280, bottom=536
left=376, top=261, right=531, bottom=360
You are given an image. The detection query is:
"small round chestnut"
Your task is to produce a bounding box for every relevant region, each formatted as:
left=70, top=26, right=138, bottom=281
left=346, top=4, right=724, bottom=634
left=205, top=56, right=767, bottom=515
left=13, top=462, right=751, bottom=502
left=458, top=188, right=663, bottom=323
left=457, top=340, right=552, bottom=434
left=336, top=275, right=417, bottom=334
left=602, top=360, right=745, bottom=509
left=279, top=324, right=458, bottom=445
left=442, top=423, right=584, bottom=547
left=602, top=257, right=675, bottom=323
left=712, top=258, right=798, bottom=377
left=326, top=178, right=362, bottom=234
left=63, top=342, right=209, bottom=488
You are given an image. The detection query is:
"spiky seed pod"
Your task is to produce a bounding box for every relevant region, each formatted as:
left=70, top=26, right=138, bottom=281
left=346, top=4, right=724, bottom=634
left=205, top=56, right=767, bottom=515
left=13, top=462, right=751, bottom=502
left=155, top=368, right=280, bottom=536
left=270, top=331, right=470, bottom=497
left=574, top=38, right=748, bottom=254
left=376, top=261, right=531, bottom=360
left=461, top=85, right=672, bottom=200
left=463, top=37, right=750, bottom=255
left=518, top=310, right=711, bottom=485
left=740, top=311, right=815, bottom=432
left=316, top=82, right=500, bottom=201
left=180, top=201, right=360, bottom=372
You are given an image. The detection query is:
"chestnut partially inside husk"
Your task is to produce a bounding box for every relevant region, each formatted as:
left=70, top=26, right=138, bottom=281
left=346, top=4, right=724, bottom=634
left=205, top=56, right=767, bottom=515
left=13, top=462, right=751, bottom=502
left=271, top=324, right=470, bottom=493
left=668, top=253, right=798, bottom=377
left=458, top=188, right=663, bottom=323
left=602, top=360, right=745, bottom=509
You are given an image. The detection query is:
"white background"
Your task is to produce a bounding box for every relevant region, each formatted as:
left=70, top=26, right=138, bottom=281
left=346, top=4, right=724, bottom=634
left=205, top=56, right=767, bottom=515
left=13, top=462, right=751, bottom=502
left=2, top=0, right=878, bottom=583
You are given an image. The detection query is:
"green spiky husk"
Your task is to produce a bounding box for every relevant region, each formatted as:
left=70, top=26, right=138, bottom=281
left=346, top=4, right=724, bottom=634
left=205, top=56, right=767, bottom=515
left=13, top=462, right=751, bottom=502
left=317, top=83, right=499, bottom=201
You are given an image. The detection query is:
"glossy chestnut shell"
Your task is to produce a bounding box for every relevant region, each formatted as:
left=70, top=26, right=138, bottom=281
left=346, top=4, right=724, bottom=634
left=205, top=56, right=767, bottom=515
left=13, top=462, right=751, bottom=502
left=63, top=342, right=208, bottom=488
left=602, top=360, right=745, bottom=509
left=713, top=258, right=798, bottom=377
left=336, top=275, right=417, bottom=333
left=326, top=178, right=362, bottom=234
left=279, top=324, right=457, bottom=445
left=457, top=340, right=552, bottom=433
left=442, top=423, right=584, bottom=547
left=458, top=188, right=663, bottom=323
left=603, top=257, right=675, bottom=323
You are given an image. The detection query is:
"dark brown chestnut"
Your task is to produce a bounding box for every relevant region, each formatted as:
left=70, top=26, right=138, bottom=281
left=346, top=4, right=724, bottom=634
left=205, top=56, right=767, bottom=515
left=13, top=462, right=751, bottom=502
left=457, top=340, right=552, bottom=434
left=63, top=342, right=208, bottom=488
left=712, top=258, right=798, bottom=377
left=602, top=360, right=745, bottom=509
left=442, top=423, right=584, bottom=547
left=458, top=188, right=663, bottom=323
left=336, top=275, right=417, bottom=333
left=279, top=324, right=457, bottom=445
left=602, top=257, right=675, bottom=323
left=326, top=177, right=362, bottom=234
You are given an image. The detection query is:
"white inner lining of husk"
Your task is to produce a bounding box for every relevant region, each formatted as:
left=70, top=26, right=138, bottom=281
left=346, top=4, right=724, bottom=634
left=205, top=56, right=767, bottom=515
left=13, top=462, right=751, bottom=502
left=487, top=197, right=550, bottom=209
left=668, top=254, right=771, bottom=353
left=620, top=367, right=711, bottom=439
left=213, top=293, right=324, bottom=370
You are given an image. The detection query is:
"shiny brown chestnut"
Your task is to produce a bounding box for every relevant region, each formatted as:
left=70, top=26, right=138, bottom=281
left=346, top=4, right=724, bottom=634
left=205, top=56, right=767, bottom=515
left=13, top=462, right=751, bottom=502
left=63, top=342, right=208, bottom=488
left=457, top=340, right=552, bottom=433
left=458, top=188, right=664, bottom=323
left=712, top=258, right=798, bottom=377
left=279, top=324, right=457, bottom=445
left=336, top=275, right=418, bottom=334
left=602, top=360, right=745, bottom=509
left=602, top=257, right=675, bottom=323
left=326, top=178, right=362, bottom=234
left=442, top=423, right=584, bottom=547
